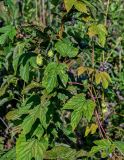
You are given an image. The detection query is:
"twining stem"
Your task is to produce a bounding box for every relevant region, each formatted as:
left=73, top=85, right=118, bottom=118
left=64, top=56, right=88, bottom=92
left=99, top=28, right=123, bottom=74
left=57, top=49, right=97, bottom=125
left=104, top=0, right=110, bottom=26
left=102, top=0, right=110, bottom=62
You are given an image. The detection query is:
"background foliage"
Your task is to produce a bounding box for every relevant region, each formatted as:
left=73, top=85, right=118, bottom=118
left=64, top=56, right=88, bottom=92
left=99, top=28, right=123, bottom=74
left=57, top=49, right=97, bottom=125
left=0, top=0, right=124, bottom=159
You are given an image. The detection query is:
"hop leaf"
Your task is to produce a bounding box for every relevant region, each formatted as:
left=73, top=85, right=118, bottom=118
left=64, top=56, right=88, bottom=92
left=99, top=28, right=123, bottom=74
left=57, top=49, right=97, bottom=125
left=42, top=62, right=68, bottom=93
left=63, top=94, right=96, bottom=130
left=16, top=134, right=48, bottom=160
left=64, top=0, right=75, bottom=12
left=95, top=71, right=111, bottom=89
left=55, top=38, right=78, bottom=58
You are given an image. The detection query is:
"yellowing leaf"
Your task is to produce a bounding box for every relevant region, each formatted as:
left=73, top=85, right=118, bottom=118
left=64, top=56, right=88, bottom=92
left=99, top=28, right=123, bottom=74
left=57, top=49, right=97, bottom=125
left=85, top=126, right=91, bottom=137
left=88, top=24, right=97, bottom=37
left=88, top=24, right=107, bottom=47
left=64, top=0, right=75, bottom=12
left=74, top=1, right=87, bottom=13
left=95, top=71, right=111, bottom=89
left=100, top=72, right=111, bottom=89
left=48, top=50, right=54, bottom=57
left=77, top=66, right=87, bottom=76
left=90, top=124, right=98, bottom=134
left=95, top=72, right=101, bottom=85
left=102, top=72, right=112, bottom=82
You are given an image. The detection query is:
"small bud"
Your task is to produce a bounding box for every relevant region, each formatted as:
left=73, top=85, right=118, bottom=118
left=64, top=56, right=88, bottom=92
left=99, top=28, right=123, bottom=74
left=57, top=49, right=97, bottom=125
left=48, top=50, right=54, bottom=57
left=36, top=54, right=43, bottom=66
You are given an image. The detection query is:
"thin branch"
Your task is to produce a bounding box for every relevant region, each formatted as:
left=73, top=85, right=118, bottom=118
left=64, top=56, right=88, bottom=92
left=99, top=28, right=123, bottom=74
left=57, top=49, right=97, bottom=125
left=68, top=82, right=83, bottom=86
left=0, top=117, right=9, bottom=129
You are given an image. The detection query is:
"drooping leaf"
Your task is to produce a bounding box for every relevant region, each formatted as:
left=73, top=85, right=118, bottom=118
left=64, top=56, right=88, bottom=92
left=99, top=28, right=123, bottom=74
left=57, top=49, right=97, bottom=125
left=95, top=71, right=111, bottom=89
left=55, top=39, right=78, bottom=58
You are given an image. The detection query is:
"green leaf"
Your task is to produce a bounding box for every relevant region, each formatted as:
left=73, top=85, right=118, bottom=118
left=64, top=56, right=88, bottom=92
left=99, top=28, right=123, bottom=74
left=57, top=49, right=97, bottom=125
left=0, top=25, right=16, bottom=44
left=88, top=24, right=107, bottom=47
left=33, top=124, right=44, bottom=140
left=42, top=62, right=58, bottom=93
left=42, top=62, right=68, bottom=93
left=13, top=42, right=25, bottom=74
left=57, top=63, right=68, bottom=87
left=63, top=94, right=96, bottom=129
left=71, top=108, right=83, bottom=130
left=84, top=100, right=96, bottom=122
left=89, top=139, right=114, bottom=157
left=97, top=24, right=107, bottom=47
left=63, top=94, right=85, bottom=110
left=20, top=62, right=29, bottom=83
left=44, top=144, right=86, bottom=160
left=0, top=148, right=16, bottom=160
left=114, top=141, right=124, bottom=155
left=55, top=39, right=78, bottom=58
left=44, top=144, right=75, bottom=159
left=64, top=0, right=75, bottom=12
left=0, top=34, right=7, bottom=45
left=21, top=104, right=49, bottom=134
left=74, top=1, right=87, bottom=13
left=22, top=82, right=41, bottom=94
left=16, top=135, right=48, bottom=160
left=0, top=25, right=13, bottom=33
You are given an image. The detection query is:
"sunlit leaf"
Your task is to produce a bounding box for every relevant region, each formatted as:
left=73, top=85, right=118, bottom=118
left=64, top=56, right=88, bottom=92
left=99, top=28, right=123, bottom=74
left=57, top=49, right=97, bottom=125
left=42, top=62, right=68, bottom=93
left=63, top=94, right=96, bottom=129
left=55, top=38, right=78, bottom=58
left=74, top=1, right=87, bottom=13
left=16, top=134, right=48, bottom=160
left=64, top=0, right=75, bottom=12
